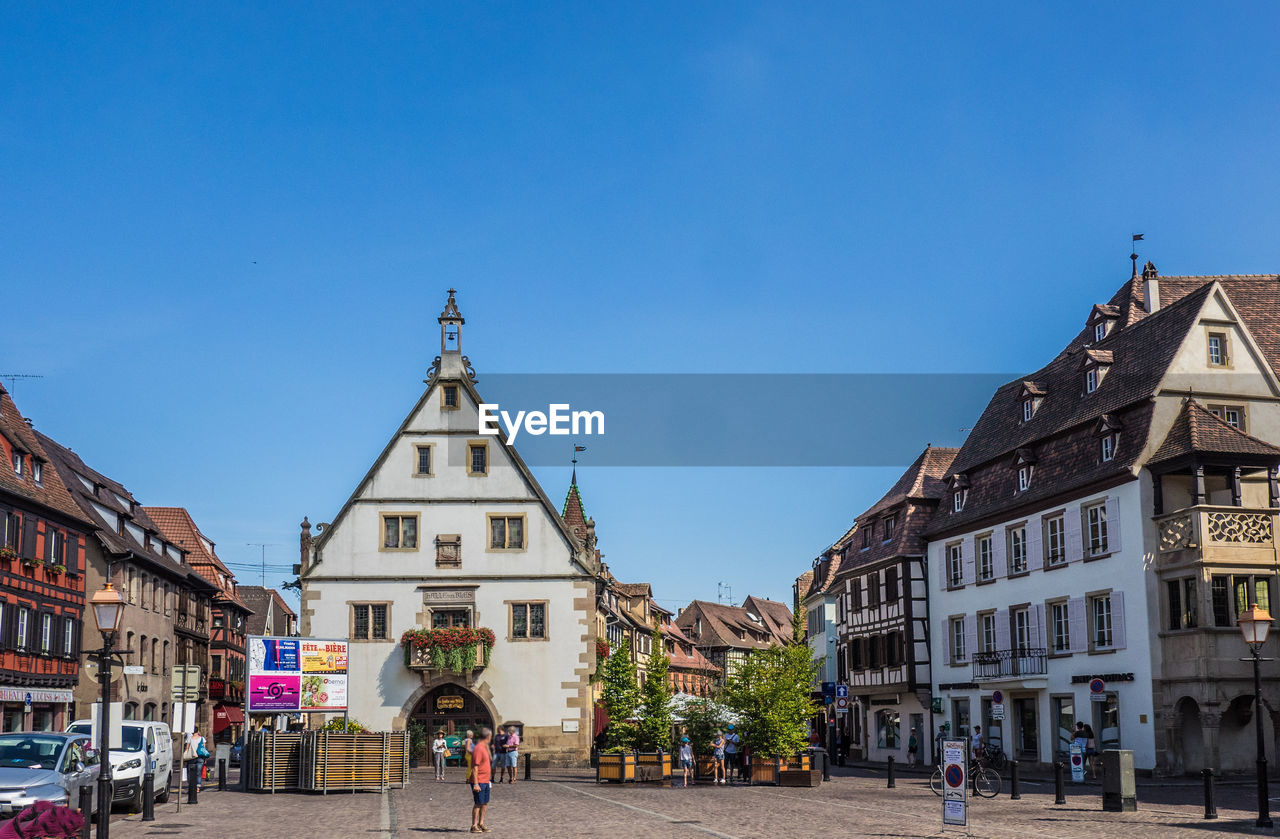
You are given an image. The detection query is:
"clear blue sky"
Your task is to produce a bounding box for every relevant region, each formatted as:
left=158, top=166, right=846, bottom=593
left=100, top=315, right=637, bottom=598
left=4, top=3, right=1280, bottom=610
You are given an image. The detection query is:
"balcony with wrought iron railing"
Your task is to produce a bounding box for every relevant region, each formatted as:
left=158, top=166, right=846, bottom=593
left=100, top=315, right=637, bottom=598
left=972, top=648, right=1048, bottom=681
left=1155, top=505, right=1278, bottom=566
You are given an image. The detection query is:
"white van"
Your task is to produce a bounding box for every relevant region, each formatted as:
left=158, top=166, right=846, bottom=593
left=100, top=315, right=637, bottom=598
left=67, top=719, right=173, bottom=811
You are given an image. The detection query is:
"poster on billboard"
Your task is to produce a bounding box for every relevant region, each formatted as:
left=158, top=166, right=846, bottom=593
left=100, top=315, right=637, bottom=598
left=247, top=636, right=348, bottom=713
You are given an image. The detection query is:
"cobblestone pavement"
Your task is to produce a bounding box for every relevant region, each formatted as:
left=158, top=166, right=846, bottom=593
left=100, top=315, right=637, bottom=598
left=108, top=765, right=1280, bottom=839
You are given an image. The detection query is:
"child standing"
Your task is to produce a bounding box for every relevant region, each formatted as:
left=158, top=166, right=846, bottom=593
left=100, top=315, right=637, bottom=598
left=679, top=737, right=694, bottom=787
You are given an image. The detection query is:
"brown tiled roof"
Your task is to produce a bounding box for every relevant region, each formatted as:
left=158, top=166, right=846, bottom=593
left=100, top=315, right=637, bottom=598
left=144, top=506, right=251, bottom=612
left=37, top=433, right=210, bottom=589
left=674, top=598, right=793, bottom=652
left=0, top=389, right=89, bottom=525
left=562, top=480, right=586, bottom=535
left=614, top=583, right=652, bottom=597
left=861, top=446, right=960, bottom=520
left=238, top=586, right=296, bottom=635
left=795, top=569, right=815, bottom=602
left=1150, top=399, right=1280, bottom=467
left=1157, top=275, right=1280, bottom=376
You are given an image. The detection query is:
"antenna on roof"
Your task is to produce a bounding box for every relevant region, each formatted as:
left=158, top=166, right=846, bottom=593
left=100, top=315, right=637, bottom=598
left=247, top=543, right=282, bottom=587
left=717, top=581, right=733, bottom=606
left=1130, top=233, right=1144, bottom=278
left=0, top=373, right=43, bottom=397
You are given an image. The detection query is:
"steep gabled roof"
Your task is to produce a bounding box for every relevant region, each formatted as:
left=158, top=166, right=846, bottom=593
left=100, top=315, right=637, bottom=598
left=1149, top=399, right=1280, bottom=468
left=860, top=445, right=960, bottom=520
left=0, top=389, right=89, bottom=525
left=145, top=506, right=252, bottom=612
left=675, top=598, right=793, bottom=651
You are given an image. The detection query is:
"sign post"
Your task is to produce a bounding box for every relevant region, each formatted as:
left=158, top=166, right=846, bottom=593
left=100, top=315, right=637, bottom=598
left=991, top=689, right=1005, bottom=721
left=1089, top=678, right=1107, bottom=701
left=942, top=738, right=968, bottom=828
left=834, top=697, right=850, bottom=714
left=171, top=664, right=201, bottom=813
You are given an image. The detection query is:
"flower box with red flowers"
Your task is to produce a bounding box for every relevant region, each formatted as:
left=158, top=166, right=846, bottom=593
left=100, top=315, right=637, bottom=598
left=400, top=626, right=496, bottom=675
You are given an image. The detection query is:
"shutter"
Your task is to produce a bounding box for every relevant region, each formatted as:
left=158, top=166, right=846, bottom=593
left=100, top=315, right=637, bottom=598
left=1111, top=591, right=1126, bottom=649
left=1, top=604, right=14, bottom=649
left=962, top=538, right=976, bottom=586
left=65, top=534, right=78, bottom=574
left=1029, top=603, right=1044, bottom=649
left=1026, top=518, right=1043, bottom=572
left=943, top=616, right=953, bottom=665
left=21, top=517, right=37, bottom=559
left=938, top=547, right=948, bottom=591
left=45, top=530, right=54, bottom=561
left=1105, top=496, right=1122, bottom=554
left=964, top=615, right=977, bottom=663
left=72, top=618, right=82, bottom=656
left=1068, top=597, right=1087, bottom=653
left=994, top=610, right=1010, bottom=652
left=991, top=533, right=1007, bottom=579
left=1065, top=506, right=1083, bottom=563
left=51, top=614, right=64, bottom=658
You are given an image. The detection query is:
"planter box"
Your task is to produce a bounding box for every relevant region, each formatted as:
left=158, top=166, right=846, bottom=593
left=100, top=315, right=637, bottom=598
left=778, top=769, right=822, bottom=787
left=781, top=754, right=811, bottom=772
left=596, top=752, right=636, bottom=783
left=635, top=752, right=671, bottom=780
left=750, top=758, right=780, bottom=785
left=695, top=755, right=718, bottom=780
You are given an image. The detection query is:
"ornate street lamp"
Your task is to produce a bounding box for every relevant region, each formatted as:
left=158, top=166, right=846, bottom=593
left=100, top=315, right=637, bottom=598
left=88, top=582, right=126, bottom=839
left=1238, top=602, right=1273, bottom=829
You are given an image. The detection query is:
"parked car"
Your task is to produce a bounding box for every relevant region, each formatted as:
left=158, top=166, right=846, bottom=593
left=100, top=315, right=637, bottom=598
left=229, top=735, right=243, bottom=767
left=0, top=732, right=100, bottom=818
left=66, top=720, right=172, bottom=811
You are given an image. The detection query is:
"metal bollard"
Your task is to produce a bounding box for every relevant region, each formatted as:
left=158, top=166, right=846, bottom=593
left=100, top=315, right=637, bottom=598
left=188, top=763, right=199, bottom=804
left=1054, top=761, right=1066, bottom=805
left=822, top=750, right=830, bottom=782
left=218, top=759, right=227, bottom=791
left=142, top=771, right=155, bottom=821
left=1009, top=759, right=1021, bottom=800
left=524, top=752, right=531, bottom=780
left=1203, top=767, right=1218, bottom=819
left=78, top=785, right=93, bottom=839
left=886, top=754, right=895, bottom=788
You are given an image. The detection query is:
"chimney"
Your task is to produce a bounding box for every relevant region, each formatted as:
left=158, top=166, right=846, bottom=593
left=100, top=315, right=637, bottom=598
left=1142, top=261, right=1160, bottom=313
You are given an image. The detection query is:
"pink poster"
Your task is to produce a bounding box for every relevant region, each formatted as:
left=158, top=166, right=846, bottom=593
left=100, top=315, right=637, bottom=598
left=249, top=674, right=301, bottom=712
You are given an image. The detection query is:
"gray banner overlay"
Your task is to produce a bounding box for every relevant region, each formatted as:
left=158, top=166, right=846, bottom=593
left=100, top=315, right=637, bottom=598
left=458, top=374, right=1014, bottom=467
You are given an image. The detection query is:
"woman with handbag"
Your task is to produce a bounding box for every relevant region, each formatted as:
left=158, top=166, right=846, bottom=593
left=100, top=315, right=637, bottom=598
left=185, top=726, right=210, bottom=792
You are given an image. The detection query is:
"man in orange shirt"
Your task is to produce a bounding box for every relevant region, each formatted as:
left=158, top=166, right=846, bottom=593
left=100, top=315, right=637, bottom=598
left=469, top=727, right=492, bottom=833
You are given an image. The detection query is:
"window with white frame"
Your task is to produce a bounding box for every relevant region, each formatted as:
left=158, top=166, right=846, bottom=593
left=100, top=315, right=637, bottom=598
left=1101, top=435, right=1115, bottom=462
left=16, top=608, right=29, bottom=651
left=1094, top=321, right=1108, bottom=342
left=11, top=452, right=22, bottom=476
left=1018, top=465, right=1033, bottom=492
left=1045, top=515, right=1066, bottom=566
left=947, top=542, right=963, bottom=587
left=32, top=461, right=42, bottom=484
left=63, top=617, right=74, bottom=657
left=1023, top=398, right=1034, bottom=422
left=1086, top=367, right=1098, bottom=393
left=980, top=612, right=996, bottom=652
left=1085, top=502, right=1109, bottom=556
left=977, top=535, right=993, bottom=581
left=953, top=489, right=966, bottom=512
left=1207, top=332, right=1228, bottom=366
left=1090, top=594, right=1113, bottom=649
left=1050, top=601, right=1070, bottom=653
left=950, top=617, right=966, bottom=662
left=1013, top=607, right=1031, bottom=650
left=1008, top=525, right=1027, bottom=574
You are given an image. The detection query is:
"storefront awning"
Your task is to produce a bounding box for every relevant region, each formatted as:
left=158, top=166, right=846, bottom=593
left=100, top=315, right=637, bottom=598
left=213, top=705, right=245, bottom=732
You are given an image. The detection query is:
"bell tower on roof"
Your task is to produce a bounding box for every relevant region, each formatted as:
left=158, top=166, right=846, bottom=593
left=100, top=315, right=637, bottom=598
left=432, top=288, right=473, bottom=380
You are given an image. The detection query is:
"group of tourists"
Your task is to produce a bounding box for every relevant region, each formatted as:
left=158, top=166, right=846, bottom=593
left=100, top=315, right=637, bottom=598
left=426, top=724, right=521, bottom=833
left=676, top=724, right=741, bottom=787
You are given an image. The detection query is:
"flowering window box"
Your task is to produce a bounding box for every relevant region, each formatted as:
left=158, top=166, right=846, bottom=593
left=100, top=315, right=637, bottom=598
left=400, top=626, right=496, bottom=675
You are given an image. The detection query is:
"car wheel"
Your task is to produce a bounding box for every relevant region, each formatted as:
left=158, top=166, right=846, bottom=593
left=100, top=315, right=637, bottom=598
left=131, top=783, right=144, bottom=813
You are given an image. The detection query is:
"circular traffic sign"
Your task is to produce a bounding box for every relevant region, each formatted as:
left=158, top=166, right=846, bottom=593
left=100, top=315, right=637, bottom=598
left=1070, top=753, right=1083, bottom=767
left=945, top=764, right=964, bottom=788
left=991, top=689, right=1003, bottom=704
left=1089, top=678, right=1105, bottom=694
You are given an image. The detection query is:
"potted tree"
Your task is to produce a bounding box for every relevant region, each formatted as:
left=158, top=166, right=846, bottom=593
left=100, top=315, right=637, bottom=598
left=723, top=612, right=819, bottom=786
left=408, top=721, right=427, bottom=769
left=634, top=627, right=674, bottom=781
left=682, top=696, right=729, bottom=782
left=596, top=639, right=640, bottom=783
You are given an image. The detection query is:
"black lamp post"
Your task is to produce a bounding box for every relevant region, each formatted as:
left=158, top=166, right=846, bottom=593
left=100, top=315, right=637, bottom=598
left=88, top=581, right=126, bottom=839
left=1238, top=601, right=1273, bottom=830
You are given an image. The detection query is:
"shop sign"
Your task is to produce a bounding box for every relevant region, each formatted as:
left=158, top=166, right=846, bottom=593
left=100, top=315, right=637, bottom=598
left=0, top=687, right=73, bottom=704
left=436, top=695, right=466, bottom=712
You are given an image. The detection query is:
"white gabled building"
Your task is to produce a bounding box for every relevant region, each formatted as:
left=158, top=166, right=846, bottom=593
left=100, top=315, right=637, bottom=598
left=298, top=290, right=597, bottom=764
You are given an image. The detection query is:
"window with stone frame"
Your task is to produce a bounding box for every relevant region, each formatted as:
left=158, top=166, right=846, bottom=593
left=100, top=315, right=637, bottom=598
left=382, top=514, right=419, bottom=550
left=415, top=445, right=433, bottom=476
left=435, top=534, right=461, bottom=568
left=487, top=515, right=526, bottom=550
left=510, top=602, right=546, bottom=640
left=977, top=535, right=994, bottom=581
left=1208, top=403, right=1246, bottom=432
left=1044, top=515, right=1066, bottom=566
left=1008, top=525, right=1027, bottom=574
left=1084, top=502, right=1109, bottom=556
left=352, top=603, right=389, bottom=640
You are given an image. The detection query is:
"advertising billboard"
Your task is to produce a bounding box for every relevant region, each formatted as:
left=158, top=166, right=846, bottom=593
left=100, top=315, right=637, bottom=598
left=247, top=636, right=348, bottom=714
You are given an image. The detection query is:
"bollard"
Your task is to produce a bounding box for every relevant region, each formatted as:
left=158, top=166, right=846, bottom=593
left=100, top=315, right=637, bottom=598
left=1009, top=759, right=1021, bottom=800
left=822, top=750, right=830, bottom=782
left=188, top=763, right=199, bottom=804
left=1054, top=761, right=1066, bottom=805
left=524, top=752, right=531, bottom=780
left=1203, top=767, right=1218, bottom=820
left=142, top=771, right=155, bottom=821
left=886, top=754, right=896, bottom=788
left=78, top=785, right=93, bottom=839
left=219, top=759, right=227, bottom=791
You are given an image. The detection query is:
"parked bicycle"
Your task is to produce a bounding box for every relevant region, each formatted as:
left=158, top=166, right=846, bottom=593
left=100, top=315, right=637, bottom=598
left=980, top=743, right=1007, bottom=771
left=930, top=761, right=1001, bottom=798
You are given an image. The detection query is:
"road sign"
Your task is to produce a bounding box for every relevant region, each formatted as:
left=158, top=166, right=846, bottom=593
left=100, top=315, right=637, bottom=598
left=991, top=689, right=1003, bottom=704
left=822, top=681, right=835, bottom=696
left=171, top=665, right=201, bottom=702
left=835, top=684, right=849, bottom=699
left=834, top=697, right=850, bottom=714
left=123, top=665, right=145, bottom=676
left=1090, top=678, right=1107, bottom=701
left=991, top=703, right=1005, bottom=721
left=942, top=739, right=967, bottom=827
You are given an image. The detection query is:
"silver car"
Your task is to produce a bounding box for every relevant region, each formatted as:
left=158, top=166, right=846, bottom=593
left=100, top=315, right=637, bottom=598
left=0, top=732, right=100, bottom=819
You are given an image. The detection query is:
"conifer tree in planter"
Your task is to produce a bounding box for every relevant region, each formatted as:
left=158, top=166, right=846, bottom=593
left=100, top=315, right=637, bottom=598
left=600, top=638, right=640, bottom=752
left=635, top=627, right=674, bottom=778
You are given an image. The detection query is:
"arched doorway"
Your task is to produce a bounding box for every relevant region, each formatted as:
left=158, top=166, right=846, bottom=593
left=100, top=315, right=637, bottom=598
left=411, top=684, right=493, bottom=737
left=1174, top=697, right=1203, bottom=774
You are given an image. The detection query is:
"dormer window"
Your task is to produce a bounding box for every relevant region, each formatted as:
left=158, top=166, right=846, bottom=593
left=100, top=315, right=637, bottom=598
left=1088, top=305, right=1118, bottom=344
left=1014, top=449, right=1036, bottom=492
left=1019, top=382, right=1045, bottom=422
left=1018, top=465, right=1032, bottom=491
left=1101, top=435, right=1116, bottom=462
left=1082, top=350, right=1113, bottom=395
left=1093, top=414, right=1124, bottom=464
left=861, top=527, right=872, bottom=550
left=11, top=452, right=21, bottom=476
left=1023, top=399, right=1034, bottom=422
left=882, top=515, right=896, bottom=541
left=31, top=461, right=41, bottom=484
left=1094, top=322, right=1108, bottom=342
left=953, top=489, right=967, bottom=512
left=1086, top=369, right=1098, bottom=393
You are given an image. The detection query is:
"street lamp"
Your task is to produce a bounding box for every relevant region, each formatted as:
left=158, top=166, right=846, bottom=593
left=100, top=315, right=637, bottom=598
left=1238, top=601, right=1273, bottom=829
left=89, top=582, right=126, bottom=839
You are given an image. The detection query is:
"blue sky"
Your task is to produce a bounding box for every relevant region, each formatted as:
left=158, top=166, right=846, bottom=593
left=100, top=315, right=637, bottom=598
left=4, top=3, right=1280, bottom=610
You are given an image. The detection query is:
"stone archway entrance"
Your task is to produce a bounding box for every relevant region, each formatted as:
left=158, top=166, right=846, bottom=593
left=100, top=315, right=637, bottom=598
left=410, top=684, right=494, bottom=737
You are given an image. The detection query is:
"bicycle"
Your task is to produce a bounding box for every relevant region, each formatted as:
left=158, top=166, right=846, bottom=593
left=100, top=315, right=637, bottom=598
left=980, top=744, right=1007, bottom=771
left=930, top=762, right=1002, bottom=798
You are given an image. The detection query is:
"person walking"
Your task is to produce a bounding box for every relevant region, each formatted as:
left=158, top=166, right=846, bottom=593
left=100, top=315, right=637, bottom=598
left=503, top=726, right=520, bottom=784
left=184, top=726, right=209, bottom=792
left=432, top=730, right=448, bottom=781
left=468, top=728, right=493, bottom=833
left=679, top=737, right=694, bottom=788
left=724, top=724, right=740, bottom=782
left=463, top=729, right=475, bottom=775
left=970, top=725, right=984, bottom=768
left=1079, top=722, right=1098, bottom=778
left=492, top=728, right=508, bottom=783
left=907, top=729, right=919, bottom=768
left=711, top=731, right=726, bottom=785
